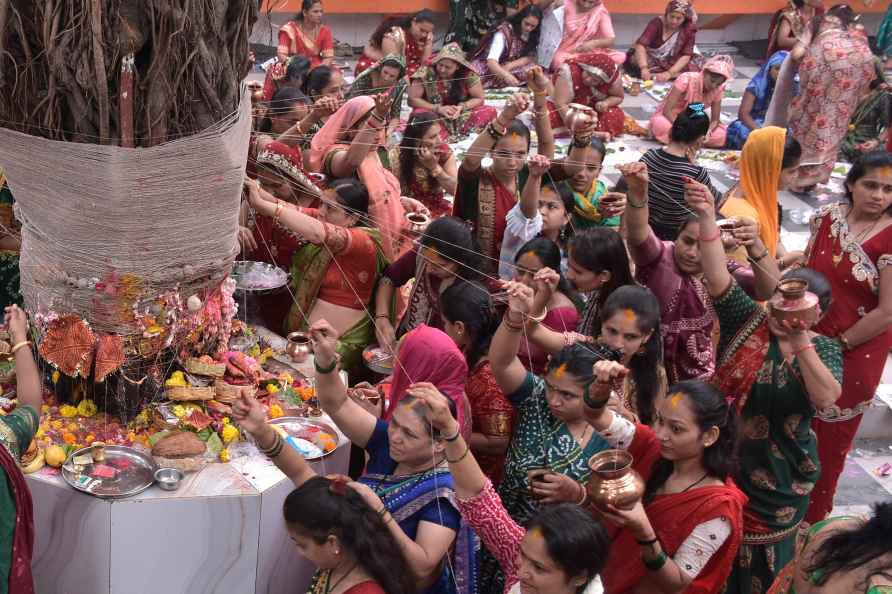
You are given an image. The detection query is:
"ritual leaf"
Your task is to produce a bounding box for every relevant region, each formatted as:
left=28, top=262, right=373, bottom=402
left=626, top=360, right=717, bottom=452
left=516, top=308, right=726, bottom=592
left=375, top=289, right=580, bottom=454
left=39, top=316, right=96, bottom=378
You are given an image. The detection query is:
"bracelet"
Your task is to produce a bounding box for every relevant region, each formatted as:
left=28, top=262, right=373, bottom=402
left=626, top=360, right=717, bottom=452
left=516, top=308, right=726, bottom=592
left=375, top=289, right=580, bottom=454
left=793, top=343, right=816, bottom=357
left=699, top=227, right=721, bottom=243
left=576, top=483, right=588, bottom=506
left=10, top=341, right=31, bottom=355
left=374, top=313, right=390, bottom=320
left=314, top=356, right=339, bottom=375
left=446, top=442, right=470, bottom=464
left=572, top=135, right=591, bottom=149
left=643, top=549, right=668, bottom=572
left=627, top=199, right=646, bottom=209
left=635, top=536, right=660, bottom=546
left=443, top=426, right=462, bottom=442
left=527, top=307, right=548, bottom=325
left=370, top=110, right=387, bottom=124
left=379, top=509, right=393, bottom=524
left=487, top=121, right=506, bottom=140
left=273, top=200, right=284, bottom=222
left=503, top=315, right=524, bottom=332
left=748, top=247, right=770, bottom=262
left=259, top=431, right=285, bottom=458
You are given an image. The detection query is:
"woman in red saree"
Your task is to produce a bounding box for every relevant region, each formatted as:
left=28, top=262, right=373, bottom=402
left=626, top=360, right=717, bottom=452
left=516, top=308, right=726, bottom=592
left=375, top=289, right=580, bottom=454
left=440, top=281, right=515, bottom=487
left=804, top=151, right=892, bottom=524
left=453, top=79, right=554, bottom=277
left=549, top=51, right=625, bottom=139
left=583, top=375, right=745, bottom=594
left=355, top=11, right=435, bottom=78
left=276, top=0, right=334, bottom=68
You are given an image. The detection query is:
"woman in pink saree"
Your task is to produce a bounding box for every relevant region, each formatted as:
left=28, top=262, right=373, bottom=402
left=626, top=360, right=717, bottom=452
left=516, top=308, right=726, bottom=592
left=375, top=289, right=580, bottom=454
left=550, top=0, right=624, bottom=69
left=788, top=6, right=876, bottom=189
left=308, top=95, right=405, bottom=260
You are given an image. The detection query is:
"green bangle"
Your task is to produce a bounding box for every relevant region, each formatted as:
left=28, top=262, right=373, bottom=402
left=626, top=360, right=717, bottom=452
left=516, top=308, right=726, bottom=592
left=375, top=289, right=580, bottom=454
left=643, top=549, right=668, bottom=572
left=314, top=356, right=339, bottom=375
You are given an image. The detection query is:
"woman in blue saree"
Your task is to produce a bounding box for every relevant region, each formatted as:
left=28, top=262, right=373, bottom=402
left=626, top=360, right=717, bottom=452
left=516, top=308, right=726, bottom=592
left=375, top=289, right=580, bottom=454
left=726, top=51, right=790, bottom=150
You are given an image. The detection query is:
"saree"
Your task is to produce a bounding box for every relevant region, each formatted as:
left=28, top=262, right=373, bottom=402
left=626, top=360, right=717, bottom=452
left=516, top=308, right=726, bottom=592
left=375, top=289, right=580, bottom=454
left=470, top=22, right=537, bottom=89
left=387, top=143, right=455, bottom=219
left=626, top=1, right=698, bottom=77
left=726, top=52, right=790, bottom=151
left=308, top=96, right=405, bottom=260
left=650, top=55, right=733, bottom=147
left=838, top=88, right=892, bottom=164
left=285, top=229, right=387, bottom=372
left=0, top=406, right=38, bottom=594
left=570, top=179, right=619, bottom=229
left=359, top=467, right=478, bottom=594
left=788, top=26, right=875, bottom=187
left=880, top=3, right=892, bottom=60
left=550, top=0, right=622, bottom=69
left=803, top=204, right=892, bottom=523
left=603, top=424, right=746, bottom=594
left=394, top=250, right=450, bottom=337
left=0, top=176, right=21, bottom=308
left=384, top=325, right=472, bottom=438
left=453, top=164, right=529, bottom=277
left=346, top=54, right=407, bottom=122
left=466, top=360, right=515, bottom=487
left=766, top=2, right=822, bottom=59
left=278, top=21, right=334, bottom=68
left=712, top=284, right=843, bottom=594
left=548, top=52, right=625, bottom=138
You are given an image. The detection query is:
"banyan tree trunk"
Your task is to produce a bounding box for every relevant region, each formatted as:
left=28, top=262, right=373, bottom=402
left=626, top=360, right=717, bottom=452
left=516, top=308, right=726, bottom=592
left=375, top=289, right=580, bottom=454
left=0, top=0, right=260, bottom=147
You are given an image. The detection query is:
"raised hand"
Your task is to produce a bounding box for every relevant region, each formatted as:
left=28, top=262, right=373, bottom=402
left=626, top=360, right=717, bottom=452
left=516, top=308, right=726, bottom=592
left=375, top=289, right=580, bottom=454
left=3, top=305, right=29, bottom=344
left=502, top=279, right=535, bottom=315
left=527, top=153, right=551, bottom=177
left=682, top=176, right=715, bottom=219
left=617, top=162, right=650, bottom=196
left=373, top=92, right=392, bottom=120
left=231, top=392, right=267, bottom=436
left=526, top=66, right=550, bottom=94
left=307, top=319, right=339, bottom=364
left=406, top=382, right=461, bottom=438
left=417, top=144, right=439, bottom=170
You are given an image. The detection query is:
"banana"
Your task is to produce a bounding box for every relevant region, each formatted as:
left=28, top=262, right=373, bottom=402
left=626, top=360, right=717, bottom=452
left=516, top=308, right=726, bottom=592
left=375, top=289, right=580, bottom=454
left=21, top=449, right=45, bottom=474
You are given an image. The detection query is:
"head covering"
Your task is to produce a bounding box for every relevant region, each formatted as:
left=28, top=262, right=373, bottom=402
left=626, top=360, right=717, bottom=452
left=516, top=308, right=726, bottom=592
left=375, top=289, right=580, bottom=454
left=666, top=0, right=693, bottom=20
left=746, top=51, right=788, bottom=101
left=377, top=52, right=407, bottom=77
left=702, top=54, right=735, bottom=81
left=255, top=141, right=322, bottom=203
left=572, top=52, right=620, bottom=85
left=384, top=324, right=472, bottom=438
left=308, top=96, right=404, bottom=259
left=432, top=42, right=477, bottom=73
left=739, top=126, right=787, bottom=257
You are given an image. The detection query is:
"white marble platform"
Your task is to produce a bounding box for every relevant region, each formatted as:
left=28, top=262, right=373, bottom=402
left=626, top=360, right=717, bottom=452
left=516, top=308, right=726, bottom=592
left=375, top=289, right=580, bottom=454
left=27, top=427, right=350, bottom=594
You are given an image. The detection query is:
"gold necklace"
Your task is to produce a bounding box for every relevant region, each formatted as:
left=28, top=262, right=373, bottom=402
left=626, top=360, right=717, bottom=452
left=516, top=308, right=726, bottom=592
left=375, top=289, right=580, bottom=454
left=835, top=211, right=884, bottom=266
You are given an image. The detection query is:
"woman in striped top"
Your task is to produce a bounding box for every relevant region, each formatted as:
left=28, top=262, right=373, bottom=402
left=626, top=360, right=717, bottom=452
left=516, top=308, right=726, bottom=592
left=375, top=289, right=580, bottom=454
left=640, top=104, right=723, bottom=241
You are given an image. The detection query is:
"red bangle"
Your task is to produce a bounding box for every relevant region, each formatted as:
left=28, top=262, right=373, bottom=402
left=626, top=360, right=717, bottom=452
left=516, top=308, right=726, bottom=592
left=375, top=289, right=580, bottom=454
left=699, top=227, right=721, bottom=243
left=792, top=343, right=815, bottom=357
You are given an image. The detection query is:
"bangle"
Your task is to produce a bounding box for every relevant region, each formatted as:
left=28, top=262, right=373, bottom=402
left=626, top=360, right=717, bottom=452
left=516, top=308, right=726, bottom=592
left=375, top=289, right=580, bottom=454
left=503, top=315, right=524, bottom=332
left=699, top=227, right=721, bottom=243
left=259, top=431, right=285, bottom=458
left=636, top=535, right=659, bottom=546
left=443, top=427, right=462, bottom=442
left=527, top=307, right=548, bottom=324
left=314, top=356, right=339, bottom=375
left=273, top=200, right=284, bottom=223
left=643, top=550, right=668, bottom=572
left=379, top=509, right=393, bottom=524
left=10, top=341, right=31, bottom=355
left=446, top=442, right=470, bottom=464
left=487, top=121, right=506, bottom=140
left=370, top=110, right=387, bottom=123
left=374, top=314, right=389, bottom=320
left=748, top=247, right=770, bottom=262
left=572, top=135, right=591, bottom=149
left=628, top=199, right=646, bottom=209
left=793, top=343, right=816, bottom=357
left=576, top=483, right=588, bottom=506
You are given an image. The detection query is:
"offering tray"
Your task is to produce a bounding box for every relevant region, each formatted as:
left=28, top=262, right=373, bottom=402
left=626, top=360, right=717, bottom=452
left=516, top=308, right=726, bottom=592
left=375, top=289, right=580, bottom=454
left=362, top=345, right=394, bottom=375
left=231, top=260, right=289, bottom=295
left=61, top=445, right=157, bottom=499
left=269, top=417, right=340, bottom=461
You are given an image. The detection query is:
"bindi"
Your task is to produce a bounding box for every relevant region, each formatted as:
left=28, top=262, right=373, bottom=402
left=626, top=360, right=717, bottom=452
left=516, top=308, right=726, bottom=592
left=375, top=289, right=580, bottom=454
left=623, top=308, right=636, bottom=322
left=553, top=362, right=568, bottom=379
left=669, top=392, right=683, bottom=409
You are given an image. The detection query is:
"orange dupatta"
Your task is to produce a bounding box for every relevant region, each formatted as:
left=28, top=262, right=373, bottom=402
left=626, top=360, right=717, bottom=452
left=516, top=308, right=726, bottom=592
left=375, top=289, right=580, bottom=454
left=308, top=96, right=405, bottom=260
left=738, top=126, right=785, bottom=258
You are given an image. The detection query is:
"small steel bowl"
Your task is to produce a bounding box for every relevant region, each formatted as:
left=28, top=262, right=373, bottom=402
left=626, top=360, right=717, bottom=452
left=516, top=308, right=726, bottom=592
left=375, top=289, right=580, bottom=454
left=154, top=468, right=184, bottom=491
left=405, top=212, right=431, bottom=234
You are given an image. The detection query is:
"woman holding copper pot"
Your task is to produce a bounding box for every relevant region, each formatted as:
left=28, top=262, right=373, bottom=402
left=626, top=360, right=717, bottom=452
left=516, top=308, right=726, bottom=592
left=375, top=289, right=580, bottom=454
left=582, top=376, right=745, bottom=594
left=684, top=177, right=843, bottom=594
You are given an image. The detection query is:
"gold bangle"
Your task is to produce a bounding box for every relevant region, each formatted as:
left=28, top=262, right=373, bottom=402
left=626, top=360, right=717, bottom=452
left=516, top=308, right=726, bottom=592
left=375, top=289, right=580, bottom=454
left=533, top=89, right=548, bottom=97
left=10, top=341, right=31, bottom=355
left=446, top=443, right=470, bottom=464
left=527, top=307, right=548, bottom=324
left=274, top=200, right=284, bottom=221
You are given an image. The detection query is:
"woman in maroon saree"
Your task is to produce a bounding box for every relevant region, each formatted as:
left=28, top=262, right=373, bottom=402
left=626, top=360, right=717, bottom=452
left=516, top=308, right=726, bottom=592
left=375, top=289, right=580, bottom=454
left=625, top=0, right=701, bottom=82
left=549, top=52, right=626, bottom=139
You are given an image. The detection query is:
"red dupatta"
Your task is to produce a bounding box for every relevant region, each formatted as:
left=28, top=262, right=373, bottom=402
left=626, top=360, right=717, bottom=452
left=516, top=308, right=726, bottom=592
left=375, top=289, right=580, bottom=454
left=712, top=310, right=770, bottom=412
left=0, top=445, right=34, bottom=594
left=601, top=425, right=746, bottom=594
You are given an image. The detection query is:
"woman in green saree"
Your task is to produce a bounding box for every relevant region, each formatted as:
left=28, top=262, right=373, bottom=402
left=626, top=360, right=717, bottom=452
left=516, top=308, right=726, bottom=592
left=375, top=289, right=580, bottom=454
left=0, top=172, right=21, bottom=308
left=245, top=177, right=387, bottom=373
left=838, top=68, right=891, bottom=164
left=346, top=54, right=407, bottom=128
left=684, top=178, right=843, bottom=594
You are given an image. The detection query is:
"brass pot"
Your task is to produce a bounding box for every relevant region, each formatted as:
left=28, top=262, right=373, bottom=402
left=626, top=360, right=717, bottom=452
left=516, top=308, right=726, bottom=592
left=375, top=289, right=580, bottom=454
left=405, top=212, right=430, bottom=234
left=564, top=103, right=597, bottom=134
left=586, top=449, right=645, bottom=511
left=768, top=278, right=820, bottom=330
left=285, top=332, right=313, bottom=364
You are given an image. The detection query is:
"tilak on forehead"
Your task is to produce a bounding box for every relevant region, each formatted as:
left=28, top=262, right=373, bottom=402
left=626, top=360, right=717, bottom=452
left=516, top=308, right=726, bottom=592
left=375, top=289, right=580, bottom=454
left=668, top=391, right=684, bottom=408
left=554, top=362, right=568, bottom=379
left=873, top=166, right=892, bottom=178
left=623, top=308, right=637, bottom=322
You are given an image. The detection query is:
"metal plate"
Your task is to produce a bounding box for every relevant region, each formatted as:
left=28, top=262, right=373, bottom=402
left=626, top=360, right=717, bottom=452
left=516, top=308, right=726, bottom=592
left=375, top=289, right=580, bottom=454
left=362, top=345, right=394, bottom=375
left=269, top=417, right=340, bottom=460
left=61, top=445, right=158, bottom=499
left=231, top=260, right=289, bottom=295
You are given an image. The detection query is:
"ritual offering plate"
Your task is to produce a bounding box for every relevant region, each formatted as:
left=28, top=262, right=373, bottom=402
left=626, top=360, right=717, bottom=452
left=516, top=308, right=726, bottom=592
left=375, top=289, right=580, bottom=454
left=269, top=417, right=340, bottom=460
left=362, top=345, right=394, bottom=375
left=61, top=445, right=158, bottom=499
left=231, top=261, right=289, bottom=294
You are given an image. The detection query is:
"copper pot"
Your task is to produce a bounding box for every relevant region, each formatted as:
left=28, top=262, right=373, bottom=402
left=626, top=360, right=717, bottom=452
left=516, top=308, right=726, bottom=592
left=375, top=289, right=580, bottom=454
left=564, top=103, right=597, bottom=133
left=405, top=212, right=430, bottom=234
left=768, top=279, right=820, bottom=330
left=285, top=332, right=313, bottom=363
left=586, top=449, right=645, bottom=511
